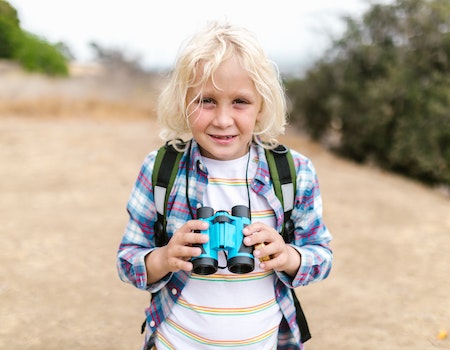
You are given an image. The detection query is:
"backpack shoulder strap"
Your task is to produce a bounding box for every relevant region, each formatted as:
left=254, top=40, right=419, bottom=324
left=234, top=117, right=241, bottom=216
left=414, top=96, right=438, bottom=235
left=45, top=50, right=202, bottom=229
left=266, top=144, right=312, bottom=344
left=152, top=140, right=185, bottom=247
left=265, top=144, right=296, bottom=242
left=142, top=141, right=185, bottom=339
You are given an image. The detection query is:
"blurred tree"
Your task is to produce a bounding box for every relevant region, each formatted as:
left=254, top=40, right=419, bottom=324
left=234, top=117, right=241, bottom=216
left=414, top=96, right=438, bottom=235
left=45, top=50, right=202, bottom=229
left=0, top=0, right=69, bottom=76
left=0, top=0, right=21, bottom=58
left=89, top=41, right=145, bottom=76
left=14, top=32, right=69, bottom=75
left=286, top=0, right=450, bottom=186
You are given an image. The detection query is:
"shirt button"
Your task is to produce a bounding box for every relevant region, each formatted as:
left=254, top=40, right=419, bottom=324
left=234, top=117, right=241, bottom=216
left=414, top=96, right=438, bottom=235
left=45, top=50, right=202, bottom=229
left=150, top=320, right=156, bottom=327
left=171, top=288, right=178, bottom=295
left=265, top=176, right=270, bottom=182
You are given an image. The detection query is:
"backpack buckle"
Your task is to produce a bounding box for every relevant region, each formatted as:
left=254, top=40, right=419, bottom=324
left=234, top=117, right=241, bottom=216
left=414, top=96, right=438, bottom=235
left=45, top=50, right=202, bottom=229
left=272, top=144, right=289, bottom=154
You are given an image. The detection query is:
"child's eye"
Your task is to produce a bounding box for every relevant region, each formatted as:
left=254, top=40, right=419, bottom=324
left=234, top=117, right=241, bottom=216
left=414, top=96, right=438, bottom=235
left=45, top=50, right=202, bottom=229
left=233, top=98, right=248, bottom=104
left=201, top=97, right=215, bottom=105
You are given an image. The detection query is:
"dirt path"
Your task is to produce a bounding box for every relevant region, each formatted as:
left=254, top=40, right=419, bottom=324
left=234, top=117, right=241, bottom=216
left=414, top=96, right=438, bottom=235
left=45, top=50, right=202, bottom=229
left=0, top=66, right=449, bottom=349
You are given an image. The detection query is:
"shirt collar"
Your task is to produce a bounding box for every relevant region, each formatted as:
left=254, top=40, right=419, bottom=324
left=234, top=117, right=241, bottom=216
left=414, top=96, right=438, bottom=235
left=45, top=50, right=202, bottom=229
left=187, top=139, right=272, bottom=186
left=253, top=143, right=271, bottom=186
left=188, top=139, right=208, bottom=175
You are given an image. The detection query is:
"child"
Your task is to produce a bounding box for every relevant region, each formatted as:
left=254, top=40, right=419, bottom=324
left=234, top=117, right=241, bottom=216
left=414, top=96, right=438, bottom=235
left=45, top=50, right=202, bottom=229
left=117, top=21, right=332, bottom=350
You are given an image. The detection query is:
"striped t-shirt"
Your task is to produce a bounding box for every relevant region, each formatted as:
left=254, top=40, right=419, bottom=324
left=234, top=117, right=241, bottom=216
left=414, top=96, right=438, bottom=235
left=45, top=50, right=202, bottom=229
left=155, top=148, right=282, bottom=349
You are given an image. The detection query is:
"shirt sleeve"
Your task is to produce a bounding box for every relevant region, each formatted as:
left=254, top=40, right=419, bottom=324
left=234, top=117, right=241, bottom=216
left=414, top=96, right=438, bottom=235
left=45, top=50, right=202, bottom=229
left=116, top=150, right=172, bottom=291
left=277, top=150, right=333, bottom=288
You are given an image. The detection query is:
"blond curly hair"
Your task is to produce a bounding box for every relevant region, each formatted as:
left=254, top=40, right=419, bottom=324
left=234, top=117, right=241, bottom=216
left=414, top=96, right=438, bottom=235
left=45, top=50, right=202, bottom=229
left=157, top=21, right=288, bottom=149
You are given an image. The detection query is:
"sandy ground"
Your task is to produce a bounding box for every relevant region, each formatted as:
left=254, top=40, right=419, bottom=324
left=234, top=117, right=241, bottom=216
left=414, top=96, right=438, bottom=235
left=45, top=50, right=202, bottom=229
left=0, top=63, right=449, bottom=349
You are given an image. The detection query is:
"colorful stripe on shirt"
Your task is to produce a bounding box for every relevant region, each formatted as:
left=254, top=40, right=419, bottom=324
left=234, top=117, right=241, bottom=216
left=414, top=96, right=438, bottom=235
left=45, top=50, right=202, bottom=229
left=158, top=318, right=279, bottom=348
left=175, top=295, right=278, bottom=316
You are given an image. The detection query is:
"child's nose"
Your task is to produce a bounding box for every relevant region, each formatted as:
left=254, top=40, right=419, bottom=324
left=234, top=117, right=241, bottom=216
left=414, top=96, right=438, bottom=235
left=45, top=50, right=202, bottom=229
left=213, top=105, right=234, bottom=127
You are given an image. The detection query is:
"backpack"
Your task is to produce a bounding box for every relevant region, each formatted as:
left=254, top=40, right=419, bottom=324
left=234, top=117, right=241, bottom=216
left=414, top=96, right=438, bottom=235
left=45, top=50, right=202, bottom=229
left=149, top=140, right=311, bottom=344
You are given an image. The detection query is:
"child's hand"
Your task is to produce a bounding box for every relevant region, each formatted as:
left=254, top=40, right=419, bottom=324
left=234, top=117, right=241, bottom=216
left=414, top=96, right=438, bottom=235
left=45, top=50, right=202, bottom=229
left=145, top=220, right=209, bottom=283
left=243, top=223, right=301, bottom=276
left=163, top=220, right=209, bottom=272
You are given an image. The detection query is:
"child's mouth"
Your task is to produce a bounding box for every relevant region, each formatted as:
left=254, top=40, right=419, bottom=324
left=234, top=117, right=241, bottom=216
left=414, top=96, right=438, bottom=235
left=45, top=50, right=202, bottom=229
left=209, top=134, right=236, bottom=144
left=211, top=135, right=235, bottom=140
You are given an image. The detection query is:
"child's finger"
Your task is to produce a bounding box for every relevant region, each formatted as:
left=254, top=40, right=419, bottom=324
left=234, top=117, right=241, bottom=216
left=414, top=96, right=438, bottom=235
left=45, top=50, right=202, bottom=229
left=254, top=242, right=271, bottom=262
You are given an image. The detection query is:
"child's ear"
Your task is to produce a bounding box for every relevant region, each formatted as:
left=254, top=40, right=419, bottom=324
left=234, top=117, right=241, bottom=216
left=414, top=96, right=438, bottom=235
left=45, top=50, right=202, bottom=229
left=256, top=109, right=263, bottom=121
left=257, top=100, right=265, bottom=118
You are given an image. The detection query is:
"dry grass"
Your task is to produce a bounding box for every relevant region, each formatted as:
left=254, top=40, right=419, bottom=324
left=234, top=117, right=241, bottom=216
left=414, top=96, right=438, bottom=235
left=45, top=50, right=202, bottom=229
left=0, top=59, right=165, bottom=120
left=0, top=97, right=155, bottom=119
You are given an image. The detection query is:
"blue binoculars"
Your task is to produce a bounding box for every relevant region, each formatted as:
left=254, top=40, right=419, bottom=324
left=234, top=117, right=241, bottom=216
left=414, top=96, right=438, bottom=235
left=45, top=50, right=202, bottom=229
left=192, top=205, right=254, bottom=275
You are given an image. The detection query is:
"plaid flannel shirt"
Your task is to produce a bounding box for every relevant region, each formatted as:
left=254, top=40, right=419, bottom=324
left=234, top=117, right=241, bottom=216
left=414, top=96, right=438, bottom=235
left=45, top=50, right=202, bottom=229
left=117, top=139, right=333, bottom=349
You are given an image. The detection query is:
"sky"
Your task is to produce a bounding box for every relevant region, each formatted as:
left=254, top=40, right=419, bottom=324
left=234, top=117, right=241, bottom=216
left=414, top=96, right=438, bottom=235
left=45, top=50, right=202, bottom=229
left=8, top=0, right=390, bottom=74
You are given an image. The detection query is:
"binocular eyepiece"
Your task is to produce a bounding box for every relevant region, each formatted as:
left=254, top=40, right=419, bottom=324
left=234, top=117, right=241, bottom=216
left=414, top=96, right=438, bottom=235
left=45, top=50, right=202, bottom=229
left=192, top=205, right=254, bottom=275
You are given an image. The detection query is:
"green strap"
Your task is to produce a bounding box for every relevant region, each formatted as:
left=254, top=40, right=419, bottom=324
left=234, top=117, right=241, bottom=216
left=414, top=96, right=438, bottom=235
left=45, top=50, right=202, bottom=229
left=266, top=145, right=311, bottom=343
left=265, top=145, right=296, bottom=241
left=152, top=141, right=184, bottom=247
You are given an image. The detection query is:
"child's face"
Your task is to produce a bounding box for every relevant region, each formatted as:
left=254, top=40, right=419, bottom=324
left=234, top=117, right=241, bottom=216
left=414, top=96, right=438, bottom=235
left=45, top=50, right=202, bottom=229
left=186, top=57, right=262, bottom=161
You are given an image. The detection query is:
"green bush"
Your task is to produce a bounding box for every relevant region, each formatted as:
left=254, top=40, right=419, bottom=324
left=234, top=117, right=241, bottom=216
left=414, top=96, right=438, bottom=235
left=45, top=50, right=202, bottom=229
left=0, top=0, right=20, bottom=58
left=0, top=0, right=68, bottom=76
left=14, top=31, right=68, bottom=76
left=286, top=0, right=450, bottom=186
